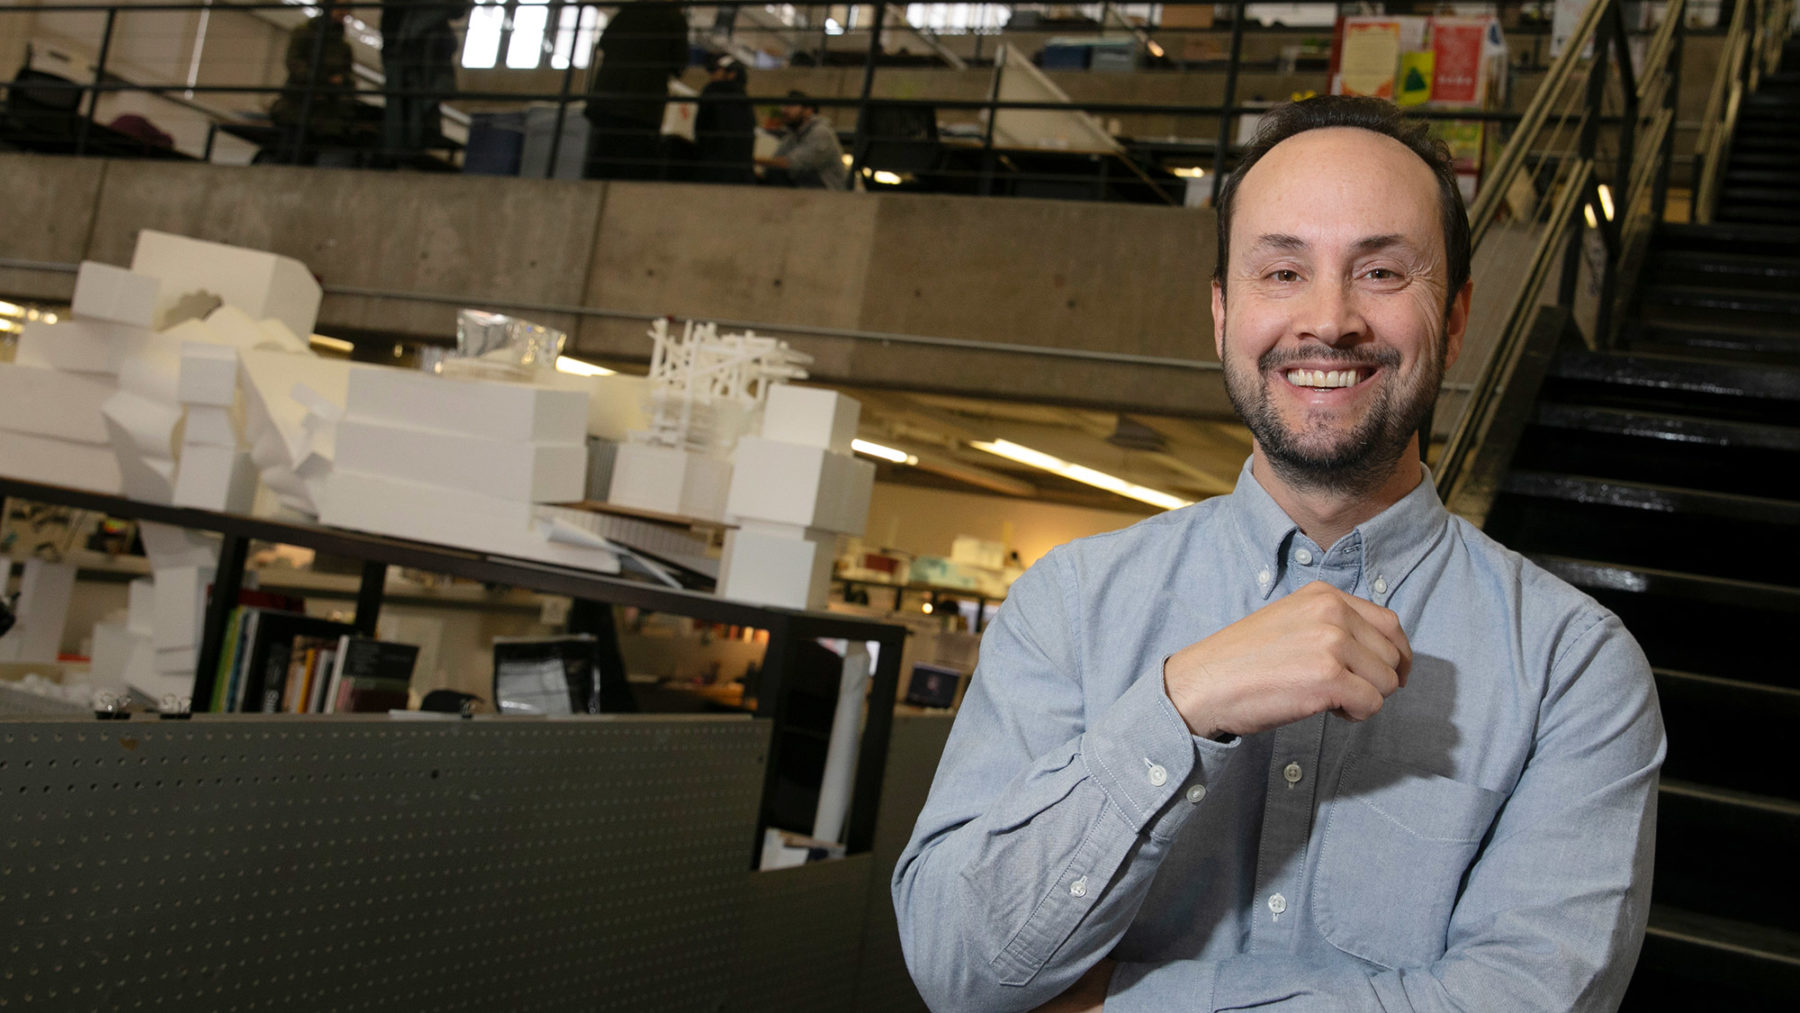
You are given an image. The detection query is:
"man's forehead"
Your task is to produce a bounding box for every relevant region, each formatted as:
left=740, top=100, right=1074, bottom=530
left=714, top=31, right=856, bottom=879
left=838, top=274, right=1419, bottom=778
left=1231, top=127, right=1441, bottom=248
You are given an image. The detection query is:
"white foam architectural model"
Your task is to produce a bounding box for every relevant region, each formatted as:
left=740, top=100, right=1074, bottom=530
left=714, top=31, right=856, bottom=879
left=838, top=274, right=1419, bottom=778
left=717, top=383, right=875, bottom=611
left=0, top=232, right=329, bottom=700
left=322, top=368, right=618, bottom=573
left=608, top=318, right=811, bottom=522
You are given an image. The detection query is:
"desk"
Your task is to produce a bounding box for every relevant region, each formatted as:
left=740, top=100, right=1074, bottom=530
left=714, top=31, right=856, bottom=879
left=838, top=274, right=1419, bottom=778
left=0, top=474, right=906, bottom=856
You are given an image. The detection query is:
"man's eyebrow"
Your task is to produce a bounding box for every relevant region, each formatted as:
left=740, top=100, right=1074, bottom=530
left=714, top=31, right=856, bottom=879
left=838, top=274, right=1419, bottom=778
left=1249, top=233, right=1307, bottom=252
left=1350, top=234, right=1415, bottom=255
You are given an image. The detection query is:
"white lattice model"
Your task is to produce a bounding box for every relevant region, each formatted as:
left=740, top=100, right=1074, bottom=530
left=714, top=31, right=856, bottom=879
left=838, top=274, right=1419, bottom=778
left=637, top=318, right=812, bottom=453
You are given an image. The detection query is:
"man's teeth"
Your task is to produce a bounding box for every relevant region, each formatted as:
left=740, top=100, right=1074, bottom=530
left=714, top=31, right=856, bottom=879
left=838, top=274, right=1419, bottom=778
left=1286, top=369, right=1360, bottom=388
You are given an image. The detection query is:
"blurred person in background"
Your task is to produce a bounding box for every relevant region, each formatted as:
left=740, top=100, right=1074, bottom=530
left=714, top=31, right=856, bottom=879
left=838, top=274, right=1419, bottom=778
left=582, top=0, right=689, bottom=180
left=757, top=91, right=845, bottom=190
left=380, top=0, right=469, bottom=164
left=693, top=52, right=755, bottom=184
left=268, top=1, right=358, bottom=165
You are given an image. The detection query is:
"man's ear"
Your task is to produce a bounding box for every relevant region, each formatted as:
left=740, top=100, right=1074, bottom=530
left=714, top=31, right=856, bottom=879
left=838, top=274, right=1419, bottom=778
left=1211, top=280, right=1226, bottom=359
left=1444, top=280, right=1472, bottom=369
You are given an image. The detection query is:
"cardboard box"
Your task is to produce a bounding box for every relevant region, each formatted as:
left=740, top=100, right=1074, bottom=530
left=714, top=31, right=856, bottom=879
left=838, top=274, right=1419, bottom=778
left=725, top=437, right=873, bottom=536
left=70, top=261, right=159, bottom=328
left=131, top=230, right=323, bottom=339
left=173, top=445, right=258, bottom=513
left=761, top=383, right=861, bottom=453
left=344, top=367, right=588, bottom=445
left=14, top=318, right=175, bottom=375
left=0, top=430, right=123, bottom=493
left=334, top=417, right=588, bottom=504
left=607, top=443, right=732, bottom=521
left=717, top=523, right=835, bottom=611
left=0, top=362, right=117, bottom=443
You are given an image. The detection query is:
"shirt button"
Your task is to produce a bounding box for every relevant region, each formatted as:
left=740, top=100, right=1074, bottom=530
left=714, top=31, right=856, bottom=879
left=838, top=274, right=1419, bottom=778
left=1283, top=762, right=1303, bottom=785
left=1070, top=876, right=1088, bottom=898
left=1294, top=548, right=1313, bottom=565
left=1373, top=576, right=1389, bottom=595
left=1267, top=893, right=1287, bottom=915
left=1147, top=764, right=1168, bottom=787
left=1256, top=568, right=1271, bottom=586
left=1186, top=784, right=1207, bottom=804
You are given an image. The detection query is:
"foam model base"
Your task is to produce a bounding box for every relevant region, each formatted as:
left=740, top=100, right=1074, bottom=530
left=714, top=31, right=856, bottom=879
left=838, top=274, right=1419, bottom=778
left=131, top=230, right=323, bottom=339
left=0, top=431, right=123, bottom=493
left=173, top=445, right=257, bottom=513
left=761, top=384, right=861, bottom=454
left=716, top=523, right=836, bottom=612
left=322, top=470, right=621, bottom=574
left=607, top=443, right=733, bottom=522
left=725, top=437, right=873, bottom=536
left=71, top=261, right=160, bottom=328
left=0, top=362, right=118, bottom=444
left=334, top=417, right=587, bottom=504
left=15, top=319, right=178, bottom=376
left=345, top=368, right=588, bottom=444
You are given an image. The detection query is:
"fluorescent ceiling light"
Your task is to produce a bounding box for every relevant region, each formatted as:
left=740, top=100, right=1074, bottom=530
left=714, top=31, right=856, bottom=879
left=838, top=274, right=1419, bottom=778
left=1169, top=166, right=1206, bottom=179
left=870, top=170, right=903, bottom=186
left=853, top=438, right=917, bottom=466
left=1597, top=183, right=1614, bottom=221
left=0, top=319, right=20, bottom=334
left=1147, top=40, right=1165, bottom=58
left=0, top=300, right=23, bottom=317
left=556, top=355, right=616, bottom=377
left=971, top=439, right=1191, bottom=511
left=309, top=334, right=355, bottom=353
left=1583, top=203, right=1599, bottom=229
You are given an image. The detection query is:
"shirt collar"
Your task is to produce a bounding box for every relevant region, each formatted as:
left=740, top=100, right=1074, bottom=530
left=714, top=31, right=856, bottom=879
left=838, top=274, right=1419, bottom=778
left=1223, top=457, right=1450, bottom=607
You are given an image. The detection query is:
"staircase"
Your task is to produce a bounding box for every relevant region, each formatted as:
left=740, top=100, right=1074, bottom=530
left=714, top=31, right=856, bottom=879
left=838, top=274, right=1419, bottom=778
left=1481, top=35, right=1800, bottom=1011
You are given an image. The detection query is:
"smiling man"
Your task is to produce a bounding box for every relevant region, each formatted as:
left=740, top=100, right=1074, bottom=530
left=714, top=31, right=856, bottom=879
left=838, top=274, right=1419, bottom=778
left=893, top=96, right=1664, bottom=1012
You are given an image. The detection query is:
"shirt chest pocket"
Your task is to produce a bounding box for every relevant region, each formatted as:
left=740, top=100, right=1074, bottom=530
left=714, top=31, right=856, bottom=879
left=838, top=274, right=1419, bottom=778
left=1311, top=754, right=1506, bottom=970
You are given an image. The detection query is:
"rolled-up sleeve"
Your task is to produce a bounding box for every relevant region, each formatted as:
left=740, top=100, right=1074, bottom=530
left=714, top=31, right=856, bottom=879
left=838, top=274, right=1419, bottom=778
left=892, top=550, right=1240, bottom=1013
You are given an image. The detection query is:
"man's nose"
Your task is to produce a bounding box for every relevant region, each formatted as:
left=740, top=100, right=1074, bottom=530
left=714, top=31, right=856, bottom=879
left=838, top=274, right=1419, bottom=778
left=1297, top=280, right=1363, bottom=346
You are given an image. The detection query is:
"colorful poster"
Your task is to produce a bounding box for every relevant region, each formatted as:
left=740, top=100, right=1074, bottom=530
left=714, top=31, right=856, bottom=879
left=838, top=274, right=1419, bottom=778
left=1431, top=18, right=1489, bottom=106
left=1334, top=18, right=1403, bottom=98
left=1397, top=51, right=1435, bottom=106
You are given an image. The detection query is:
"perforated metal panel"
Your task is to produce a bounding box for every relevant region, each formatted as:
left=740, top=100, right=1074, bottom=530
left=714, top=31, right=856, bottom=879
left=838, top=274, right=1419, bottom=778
left=0, top=716, right=768, bottom=1012
left=727, top=855, right=872, bottom=1013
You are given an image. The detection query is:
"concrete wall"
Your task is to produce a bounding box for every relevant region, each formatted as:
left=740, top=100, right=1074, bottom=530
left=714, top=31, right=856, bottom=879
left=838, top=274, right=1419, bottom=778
left=1, top=152, right=1228, bottom=416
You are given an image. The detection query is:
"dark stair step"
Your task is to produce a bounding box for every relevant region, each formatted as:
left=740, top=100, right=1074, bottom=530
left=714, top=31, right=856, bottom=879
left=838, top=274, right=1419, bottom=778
left=1511, top=407, right=1800, bottom=499
left=1715, top=205, right=1800, bottom=227
left=1654, top=782, right=1800, bottom=926
left=1657, top=670, right=1800, bottom=798
left=1651, top=221, right=1800, bottom=258
left=1529, top=557, right=1796, bottom=686
left=1623, top=906, right=1800, bottom=1010
left=1642, top=248, right=1800, bottom=293
left=1519, top=404, right=1800, bottom=500
left=1718, top=185, right=1800, bottom=206
left=1723, top=168, right=1800, bottom=189
left=1637, top=282, right=1800, bottom=319
left=1627, top=318, right=1800, bottom=364
left=1488, top=474, right=1800, bottom=587
left=1542, top=349, right=1800, bottom=425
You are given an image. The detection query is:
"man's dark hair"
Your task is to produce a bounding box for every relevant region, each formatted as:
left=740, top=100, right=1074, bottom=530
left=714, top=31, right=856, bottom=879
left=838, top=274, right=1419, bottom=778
left=785, top=90, right=821, bottom=114
left=1212, top=95, right=1471, bottom=313
left=707, top=52, right=748, bottom=85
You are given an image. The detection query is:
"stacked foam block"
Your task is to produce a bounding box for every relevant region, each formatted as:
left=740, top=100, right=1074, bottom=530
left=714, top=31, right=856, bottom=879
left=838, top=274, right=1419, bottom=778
left=321, top=367, right=617, bottom=572
left=717, top=385, right=875, bottom=611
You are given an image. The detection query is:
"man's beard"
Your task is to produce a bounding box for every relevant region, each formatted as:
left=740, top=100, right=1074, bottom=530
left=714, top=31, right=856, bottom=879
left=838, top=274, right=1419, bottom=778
left=1221, top=327, right=1446, bottom=497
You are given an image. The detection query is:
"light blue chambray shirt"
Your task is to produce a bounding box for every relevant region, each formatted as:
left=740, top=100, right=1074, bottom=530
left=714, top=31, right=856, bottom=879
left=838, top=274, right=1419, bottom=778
left=893, top=460, right=1664, bottom=1012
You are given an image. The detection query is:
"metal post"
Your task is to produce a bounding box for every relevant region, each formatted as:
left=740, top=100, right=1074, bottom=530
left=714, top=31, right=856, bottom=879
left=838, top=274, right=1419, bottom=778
left=353, top=560, right=387, bottom=635
left=547, top=27, right=580, bottom=180
left=843, top=626, right=903, bottom=854
left=1651, top=15, right=1684, bottom=222
left=75, top=8, right=117, bottom=157
left=849, top=2, right=888, bottom=182
left=192, top=534, right=250, bottom=712
left=1210, top=1, right=1247, bottom=202
left=749, top=616, right=796, bottom=868
left=289, top=6, right=334, bottom=164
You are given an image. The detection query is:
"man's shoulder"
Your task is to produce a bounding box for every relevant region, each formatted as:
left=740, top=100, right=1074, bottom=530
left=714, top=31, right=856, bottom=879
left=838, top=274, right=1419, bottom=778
left=1443, top=513, right=1634, bottom=648
left=1041, top=496, right=1227, bottom=575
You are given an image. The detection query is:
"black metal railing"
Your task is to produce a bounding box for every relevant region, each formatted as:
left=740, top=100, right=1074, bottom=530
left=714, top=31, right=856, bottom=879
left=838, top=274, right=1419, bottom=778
left=0, top=1, right=1727, bottom=203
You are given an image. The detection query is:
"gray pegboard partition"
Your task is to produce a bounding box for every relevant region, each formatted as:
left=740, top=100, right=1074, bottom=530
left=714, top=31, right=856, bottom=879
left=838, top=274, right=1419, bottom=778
left=0, top=715, right=769, bottom=1013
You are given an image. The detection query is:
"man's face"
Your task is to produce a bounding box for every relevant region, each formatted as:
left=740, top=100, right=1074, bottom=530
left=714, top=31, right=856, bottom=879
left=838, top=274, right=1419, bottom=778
left=1211, top=127, right=1470, bottom=495
left=781, top=104, right=807, bottom=127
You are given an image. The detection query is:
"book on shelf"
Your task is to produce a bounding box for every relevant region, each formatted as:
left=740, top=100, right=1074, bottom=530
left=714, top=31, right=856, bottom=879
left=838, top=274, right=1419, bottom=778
left=238, top=611, right=358, bottom=713
left=205, top=589, right=310, bottom=713
left=323, top=636, right=419, bottom=714
left=281, top=635, right=339, bottom=713
left=492, top=635, right=597, bottom=716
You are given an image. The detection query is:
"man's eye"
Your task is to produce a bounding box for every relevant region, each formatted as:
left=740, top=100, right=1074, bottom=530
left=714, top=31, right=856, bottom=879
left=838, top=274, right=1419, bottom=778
left=1366, top=268, right=1401, bottom=281
left=1269, top=270, right=1300, bottom=282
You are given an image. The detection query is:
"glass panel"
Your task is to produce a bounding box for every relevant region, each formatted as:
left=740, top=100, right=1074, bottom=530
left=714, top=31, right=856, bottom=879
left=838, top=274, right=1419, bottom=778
left=507, top=2, right=550, bottom=69
left=461, top=1, right=505, bottom=70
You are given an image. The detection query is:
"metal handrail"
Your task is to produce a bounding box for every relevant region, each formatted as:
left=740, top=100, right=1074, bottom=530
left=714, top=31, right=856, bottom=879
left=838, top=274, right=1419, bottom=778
left=1436, top=0, right=1690, bottom=508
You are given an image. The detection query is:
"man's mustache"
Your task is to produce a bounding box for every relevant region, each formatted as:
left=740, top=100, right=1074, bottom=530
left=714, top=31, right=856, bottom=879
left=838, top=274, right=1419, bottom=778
left=1256, top=345, right=1402, bottom=372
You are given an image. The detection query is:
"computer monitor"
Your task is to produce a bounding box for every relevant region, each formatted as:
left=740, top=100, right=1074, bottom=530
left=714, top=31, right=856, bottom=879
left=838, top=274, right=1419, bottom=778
left=904, top=662, right=964, bottom=709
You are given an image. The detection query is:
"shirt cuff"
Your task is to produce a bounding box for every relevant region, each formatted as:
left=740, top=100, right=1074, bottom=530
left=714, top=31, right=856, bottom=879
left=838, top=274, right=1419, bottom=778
left=1081, top=669, right=1240, bottom=843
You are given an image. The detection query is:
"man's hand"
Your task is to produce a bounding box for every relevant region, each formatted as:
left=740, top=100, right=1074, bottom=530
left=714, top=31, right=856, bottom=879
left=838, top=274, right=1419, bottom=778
left=1030, top=958, right=1115, bottom=1013
left=1163, top=581, right=1410, bottom=739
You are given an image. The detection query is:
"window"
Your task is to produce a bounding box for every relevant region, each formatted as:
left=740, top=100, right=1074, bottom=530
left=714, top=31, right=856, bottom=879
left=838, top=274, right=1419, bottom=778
left=463, top=1, right=612, bottom=71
